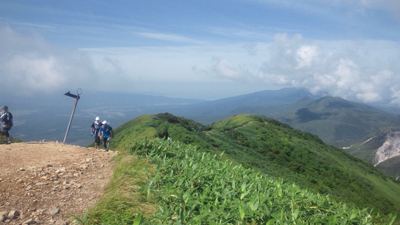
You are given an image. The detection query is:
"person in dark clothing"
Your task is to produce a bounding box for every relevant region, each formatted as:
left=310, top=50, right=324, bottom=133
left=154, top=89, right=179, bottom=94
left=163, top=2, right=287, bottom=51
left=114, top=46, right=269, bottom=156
left=0, top=105, right=13, bottom=144
left=90, top=116, right=102, bottom=149
left=99, top=120, right=114, bottom=151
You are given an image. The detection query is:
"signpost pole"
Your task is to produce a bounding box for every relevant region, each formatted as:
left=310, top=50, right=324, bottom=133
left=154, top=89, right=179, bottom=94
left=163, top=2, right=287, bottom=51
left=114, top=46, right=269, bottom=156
left=63, top=89, right=82, bottom=144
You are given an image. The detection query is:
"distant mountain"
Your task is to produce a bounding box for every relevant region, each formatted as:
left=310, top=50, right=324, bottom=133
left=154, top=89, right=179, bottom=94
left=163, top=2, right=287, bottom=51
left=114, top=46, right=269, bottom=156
left=112, top=113, right=400, bottom=215
left=172, top=88, right=314, bottom=124
left=230, top=97, right=316, bottom=119
left=174, top=91, right=400, bottom=148
left=278, top=97, right=400, bottom=147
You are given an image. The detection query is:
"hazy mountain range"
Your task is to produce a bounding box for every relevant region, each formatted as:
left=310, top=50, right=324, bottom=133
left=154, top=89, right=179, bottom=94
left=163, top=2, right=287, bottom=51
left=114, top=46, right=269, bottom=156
left=7, top=88, right=400, bottom=178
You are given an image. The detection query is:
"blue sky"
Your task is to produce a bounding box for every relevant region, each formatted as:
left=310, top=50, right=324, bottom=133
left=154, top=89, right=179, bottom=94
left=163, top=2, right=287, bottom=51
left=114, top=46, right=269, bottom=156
left=1, top=0, right=400, bottom=105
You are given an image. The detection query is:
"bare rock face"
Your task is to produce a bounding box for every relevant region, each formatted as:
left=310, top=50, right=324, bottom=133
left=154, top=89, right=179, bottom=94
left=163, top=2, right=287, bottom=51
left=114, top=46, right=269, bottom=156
left=374, top=132, right=400, bottom=166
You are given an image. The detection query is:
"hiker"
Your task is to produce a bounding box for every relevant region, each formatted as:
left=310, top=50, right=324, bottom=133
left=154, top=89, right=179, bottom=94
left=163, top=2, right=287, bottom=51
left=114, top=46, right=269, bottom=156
left=99, top=120, right=114, bottom=151
left=90, top=116, right=102, bottom=149
left=0, top=105, right=13, bottom=144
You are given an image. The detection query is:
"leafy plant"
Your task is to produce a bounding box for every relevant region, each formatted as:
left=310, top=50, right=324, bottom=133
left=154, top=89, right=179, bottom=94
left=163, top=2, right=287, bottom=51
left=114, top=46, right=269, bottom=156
left=78, top=155, right=157, bottom=224
left=130, top=138, right=396, bottom=224
left=70, top=211, right=89, bottom=225
left=89, top=113, right=400, bottom=223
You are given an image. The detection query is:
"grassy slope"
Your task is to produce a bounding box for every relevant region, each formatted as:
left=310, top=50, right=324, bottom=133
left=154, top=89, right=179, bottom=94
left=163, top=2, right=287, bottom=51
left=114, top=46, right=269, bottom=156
left=131, top=139, right=393, bottom=224
left=84, top=139, right=397, bottom=224
left=208, top=114, right=400, bottom=214
left=83, top=155, right=158, bottom=224
left=377, top=156, right=400, bottom=178
left=110, top=113, right=400, bottom=216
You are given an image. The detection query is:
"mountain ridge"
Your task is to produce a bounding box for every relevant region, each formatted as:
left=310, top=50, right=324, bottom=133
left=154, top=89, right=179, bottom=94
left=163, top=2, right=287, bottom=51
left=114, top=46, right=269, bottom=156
left=112, top=113, right=400, bottom=215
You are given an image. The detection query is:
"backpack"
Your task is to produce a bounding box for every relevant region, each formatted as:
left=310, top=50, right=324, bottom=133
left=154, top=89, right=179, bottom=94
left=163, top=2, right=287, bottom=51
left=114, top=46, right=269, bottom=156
left=9, top=112, right=13, bottom=127
left=2, top=112, right=13, bottom=129
left=94, top=121, right=101, bottom=130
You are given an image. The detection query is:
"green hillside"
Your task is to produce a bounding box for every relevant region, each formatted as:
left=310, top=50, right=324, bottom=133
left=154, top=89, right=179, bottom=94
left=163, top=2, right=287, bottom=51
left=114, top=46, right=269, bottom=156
left=377, top=156, right=400, bottom=179
left=83, top=139, right=396, bottom=224
left=185, top=95, right=400, bottom=149
left=110, top=113, right=400, bottom=217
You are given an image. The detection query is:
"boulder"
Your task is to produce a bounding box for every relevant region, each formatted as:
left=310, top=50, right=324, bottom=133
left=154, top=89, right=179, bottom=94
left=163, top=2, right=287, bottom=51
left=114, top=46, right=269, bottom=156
left=8, top=210, right=20, bottom=219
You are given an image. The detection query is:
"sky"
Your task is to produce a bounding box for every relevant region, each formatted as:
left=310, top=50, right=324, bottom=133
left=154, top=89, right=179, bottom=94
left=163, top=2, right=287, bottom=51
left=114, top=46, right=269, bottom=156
left=1, top=0, right=400, bottom=106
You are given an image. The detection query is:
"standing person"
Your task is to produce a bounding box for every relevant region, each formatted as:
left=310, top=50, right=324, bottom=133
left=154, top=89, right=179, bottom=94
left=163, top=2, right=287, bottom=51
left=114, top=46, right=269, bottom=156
left=99, top=120, right=114, bottom=151
left=0, top=105, right=13, bottom=144
left=90, top=116, right=102, bottom=149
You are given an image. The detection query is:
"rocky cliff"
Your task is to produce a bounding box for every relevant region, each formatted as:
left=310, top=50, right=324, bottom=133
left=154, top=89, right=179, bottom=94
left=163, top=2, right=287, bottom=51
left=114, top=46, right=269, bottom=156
left=374, top=131, right=400, bottom=166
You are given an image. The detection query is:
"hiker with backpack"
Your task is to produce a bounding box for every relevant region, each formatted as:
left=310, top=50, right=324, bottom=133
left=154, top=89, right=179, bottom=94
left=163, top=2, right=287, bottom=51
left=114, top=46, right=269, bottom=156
left=98, top=120, right=114, bottom=151
left=90, top=116, right=102, bottom=149
left=0, top=105, right=13, bottom=144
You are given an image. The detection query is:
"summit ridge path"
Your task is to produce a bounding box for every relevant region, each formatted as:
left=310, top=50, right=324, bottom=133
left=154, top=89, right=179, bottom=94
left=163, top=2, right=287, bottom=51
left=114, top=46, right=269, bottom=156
left=0, top=142, right=118, bottom=225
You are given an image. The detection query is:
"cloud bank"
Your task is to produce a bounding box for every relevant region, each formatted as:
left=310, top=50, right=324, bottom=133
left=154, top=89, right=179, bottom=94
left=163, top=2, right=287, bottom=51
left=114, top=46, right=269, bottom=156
left=2, top=25, right=400, bottom=108
left=211, top=34, right=400, bottom=106
left=0, top=26, right=133, bottom=96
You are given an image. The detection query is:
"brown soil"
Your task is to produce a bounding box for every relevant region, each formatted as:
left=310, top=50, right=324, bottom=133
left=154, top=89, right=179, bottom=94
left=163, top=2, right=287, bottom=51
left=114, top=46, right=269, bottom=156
left=0, top=142, right=118, bottom=225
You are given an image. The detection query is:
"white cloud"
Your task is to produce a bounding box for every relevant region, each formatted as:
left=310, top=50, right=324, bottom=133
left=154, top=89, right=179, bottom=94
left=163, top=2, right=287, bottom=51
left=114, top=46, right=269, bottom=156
left=5, top=55, right=67, bottom=92
left=137, top=32, right=205, bottom=44
left=3, top=25, right=400, bottom=106
left=249, top=34, right=400, bottom=106
left=0, top=26, right=135, bottom=96
left=211, top=58, right=250, bottom=81
left=296, top=45, right=320, bottom=68
left=334, top=59, right=360, bottom=89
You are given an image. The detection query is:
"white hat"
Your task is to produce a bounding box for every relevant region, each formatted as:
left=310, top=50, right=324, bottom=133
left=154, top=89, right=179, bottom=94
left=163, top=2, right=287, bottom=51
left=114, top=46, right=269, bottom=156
left=102, top=120, right=107, bottom=124
left=95, top=117, right=100, bottom=121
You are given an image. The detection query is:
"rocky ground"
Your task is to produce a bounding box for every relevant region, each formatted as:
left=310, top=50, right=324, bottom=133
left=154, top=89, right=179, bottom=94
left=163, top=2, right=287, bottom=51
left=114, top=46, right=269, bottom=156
left=0, top=142, right=118, bottom=225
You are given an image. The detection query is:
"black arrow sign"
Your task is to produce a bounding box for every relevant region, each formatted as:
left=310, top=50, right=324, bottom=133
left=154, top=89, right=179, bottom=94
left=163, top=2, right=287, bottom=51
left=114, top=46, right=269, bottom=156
left=64, top=91, right=80, bottom=99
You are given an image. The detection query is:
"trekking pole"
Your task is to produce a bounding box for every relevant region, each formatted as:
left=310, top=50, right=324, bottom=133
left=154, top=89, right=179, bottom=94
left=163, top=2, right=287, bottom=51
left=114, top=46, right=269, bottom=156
left=63, top=88, right=82, bottom=144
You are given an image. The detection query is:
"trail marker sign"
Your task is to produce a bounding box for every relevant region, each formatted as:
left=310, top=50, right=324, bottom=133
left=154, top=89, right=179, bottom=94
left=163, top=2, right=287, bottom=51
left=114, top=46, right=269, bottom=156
left=63, top=89, right=82, bottom=144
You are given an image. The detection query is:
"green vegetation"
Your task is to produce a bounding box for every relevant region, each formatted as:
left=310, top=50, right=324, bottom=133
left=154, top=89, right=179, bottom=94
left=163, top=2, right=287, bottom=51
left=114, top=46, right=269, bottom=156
left=112, top=113, right=211, bottom=152
left=79, top=113, right=400, bottom=224
left=83, top=138, right=396, bottom=224
left=0, top=134, right=23, bottom=144
left=376, top=156, right=400, bottom=178
left=78, top=154, right=158, bottom=224
left=132, top=139, right=395, bottom=224
left=206, top=114, right=400, bottom=214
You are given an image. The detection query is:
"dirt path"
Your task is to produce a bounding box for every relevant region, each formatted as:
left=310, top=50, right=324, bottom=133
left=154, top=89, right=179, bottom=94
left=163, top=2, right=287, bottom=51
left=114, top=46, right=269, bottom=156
left=0, top=142, right=118, bottom=225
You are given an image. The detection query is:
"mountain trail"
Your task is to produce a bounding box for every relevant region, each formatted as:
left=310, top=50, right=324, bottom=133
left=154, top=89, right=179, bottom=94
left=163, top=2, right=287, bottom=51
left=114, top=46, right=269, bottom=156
left=0, top=141, right=118, bottom=225
left=233, top=121, right=253, bottom=130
